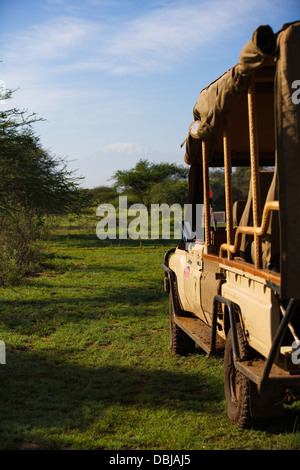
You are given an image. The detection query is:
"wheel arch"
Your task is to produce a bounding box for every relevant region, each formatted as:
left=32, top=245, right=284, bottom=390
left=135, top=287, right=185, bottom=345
left=213, top=295, right=246, bottom=362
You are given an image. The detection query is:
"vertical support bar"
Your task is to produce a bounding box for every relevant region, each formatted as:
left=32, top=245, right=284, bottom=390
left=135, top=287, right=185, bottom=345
left=259, top=299, right=297, bottom=393
left=202, top=139, right=210, bottom=246
left=223, top=119, right=233, bottom=259
left=213, top=295, right=241, bottom=362
left=247, top=76, right=262, bottom=268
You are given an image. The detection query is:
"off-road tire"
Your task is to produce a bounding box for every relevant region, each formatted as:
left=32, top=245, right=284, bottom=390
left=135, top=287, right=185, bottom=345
left=169, top=283, right=195, bottom=356
left=224, top=324, right=283, bottom=427
left=224, top=325, right=253, bottom=427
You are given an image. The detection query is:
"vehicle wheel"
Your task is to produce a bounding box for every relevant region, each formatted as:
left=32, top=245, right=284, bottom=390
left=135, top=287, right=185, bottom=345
left=224, top=324, right=283, bottom=427
left=169, top=284, right=195, bottom=356
left=224, top=325, right=252, bottom=427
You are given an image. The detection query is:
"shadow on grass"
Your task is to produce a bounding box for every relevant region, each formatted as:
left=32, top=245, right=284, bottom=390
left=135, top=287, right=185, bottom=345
left=35, top=262, right=138, bottom=275
left=0, top=347, right=299, bottom=450
left=50, top=232, right=179, bottom=249
left=0, top=281, right=168, bottom=336
left=0, top=348, right=223, bottom=449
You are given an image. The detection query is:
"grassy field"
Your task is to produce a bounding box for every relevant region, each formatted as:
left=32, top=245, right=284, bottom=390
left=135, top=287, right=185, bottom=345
left=0, top=215, right=299, bottom=450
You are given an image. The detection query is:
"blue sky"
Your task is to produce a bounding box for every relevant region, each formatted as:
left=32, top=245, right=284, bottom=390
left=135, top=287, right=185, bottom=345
left=1, top=0, right=299, bottom=188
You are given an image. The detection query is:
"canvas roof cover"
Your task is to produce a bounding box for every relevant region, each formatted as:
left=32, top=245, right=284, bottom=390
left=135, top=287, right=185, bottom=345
left=184, top=24, right=277, bottom=167
left=183, top=21, right=300, bottom=300
left=275, top=21, right=300, bottom=300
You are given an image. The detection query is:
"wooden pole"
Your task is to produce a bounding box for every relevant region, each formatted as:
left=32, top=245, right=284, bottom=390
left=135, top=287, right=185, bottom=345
left=247, top=76, right=262, bottom=268
left=223, top=119, right=233, bottom=259
left=202, top=139, right=210, bottom=246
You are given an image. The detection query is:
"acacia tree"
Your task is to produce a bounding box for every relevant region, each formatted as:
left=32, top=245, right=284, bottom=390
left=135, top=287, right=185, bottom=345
left=0, top=111, right=91, bottom=217
left=209, top=167, right=252, bottom=211
left=112, top=159, right=188, bottom=208
left=0, top=89, right=93, bottom=284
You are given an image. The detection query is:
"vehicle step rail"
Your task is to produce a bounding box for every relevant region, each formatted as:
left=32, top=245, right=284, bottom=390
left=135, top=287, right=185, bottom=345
left=174, top=314, right=225, bottom=354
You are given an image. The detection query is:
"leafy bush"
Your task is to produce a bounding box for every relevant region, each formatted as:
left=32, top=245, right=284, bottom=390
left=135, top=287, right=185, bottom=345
left=0, top=89, right=93, bottom=284
left=0, top=208, right=43, bottom=285
left=112, top=159, right=188, bottom=208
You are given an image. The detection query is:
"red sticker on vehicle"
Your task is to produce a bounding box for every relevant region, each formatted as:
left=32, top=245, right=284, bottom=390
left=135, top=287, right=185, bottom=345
left=184, top=266, right=190, bottom=279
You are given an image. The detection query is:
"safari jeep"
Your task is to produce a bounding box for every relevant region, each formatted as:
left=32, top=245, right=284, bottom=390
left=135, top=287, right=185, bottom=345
left=162, top=22, right=300, bottom=427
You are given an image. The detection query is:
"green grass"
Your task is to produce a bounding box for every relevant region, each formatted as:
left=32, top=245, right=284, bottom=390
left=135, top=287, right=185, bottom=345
left=0, top=215, right=299, bottom=450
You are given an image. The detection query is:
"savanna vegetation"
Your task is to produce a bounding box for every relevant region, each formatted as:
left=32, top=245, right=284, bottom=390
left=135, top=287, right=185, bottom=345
left=91, top=159, right=252, bottom=212
left=0, top=216, right=299, bottom=450
left=1, top=88, right=299, bottom=451
left=0, top=90, right=92, bottom=285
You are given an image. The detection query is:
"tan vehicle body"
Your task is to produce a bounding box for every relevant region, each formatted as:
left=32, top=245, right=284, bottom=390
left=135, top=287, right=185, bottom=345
left=170, top=245, right=280, bottom=359
left=163, top=21, right=300, bottom=427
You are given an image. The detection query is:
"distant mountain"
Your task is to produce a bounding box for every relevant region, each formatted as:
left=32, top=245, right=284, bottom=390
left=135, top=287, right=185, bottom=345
left=67, top=142, right=183, bottom=189
left=102, top=142, right=152, bottom=155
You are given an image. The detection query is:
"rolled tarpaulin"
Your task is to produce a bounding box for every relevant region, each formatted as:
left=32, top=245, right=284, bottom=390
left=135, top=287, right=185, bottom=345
left=184, top=25, right=276, bottom=165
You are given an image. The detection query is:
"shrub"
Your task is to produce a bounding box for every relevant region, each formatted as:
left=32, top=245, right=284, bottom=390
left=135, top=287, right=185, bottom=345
left=0, top=89, right=93, bottom=284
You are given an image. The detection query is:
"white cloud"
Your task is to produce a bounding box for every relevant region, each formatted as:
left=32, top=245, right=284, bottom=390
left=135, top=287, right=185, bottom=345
left=93, top=0, right=267, bottom=75
left=0, top=3, right=255, bottom=134
left=3, top=0, right=269, bottom=83
left=5, top=16, right=94, bottom=64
